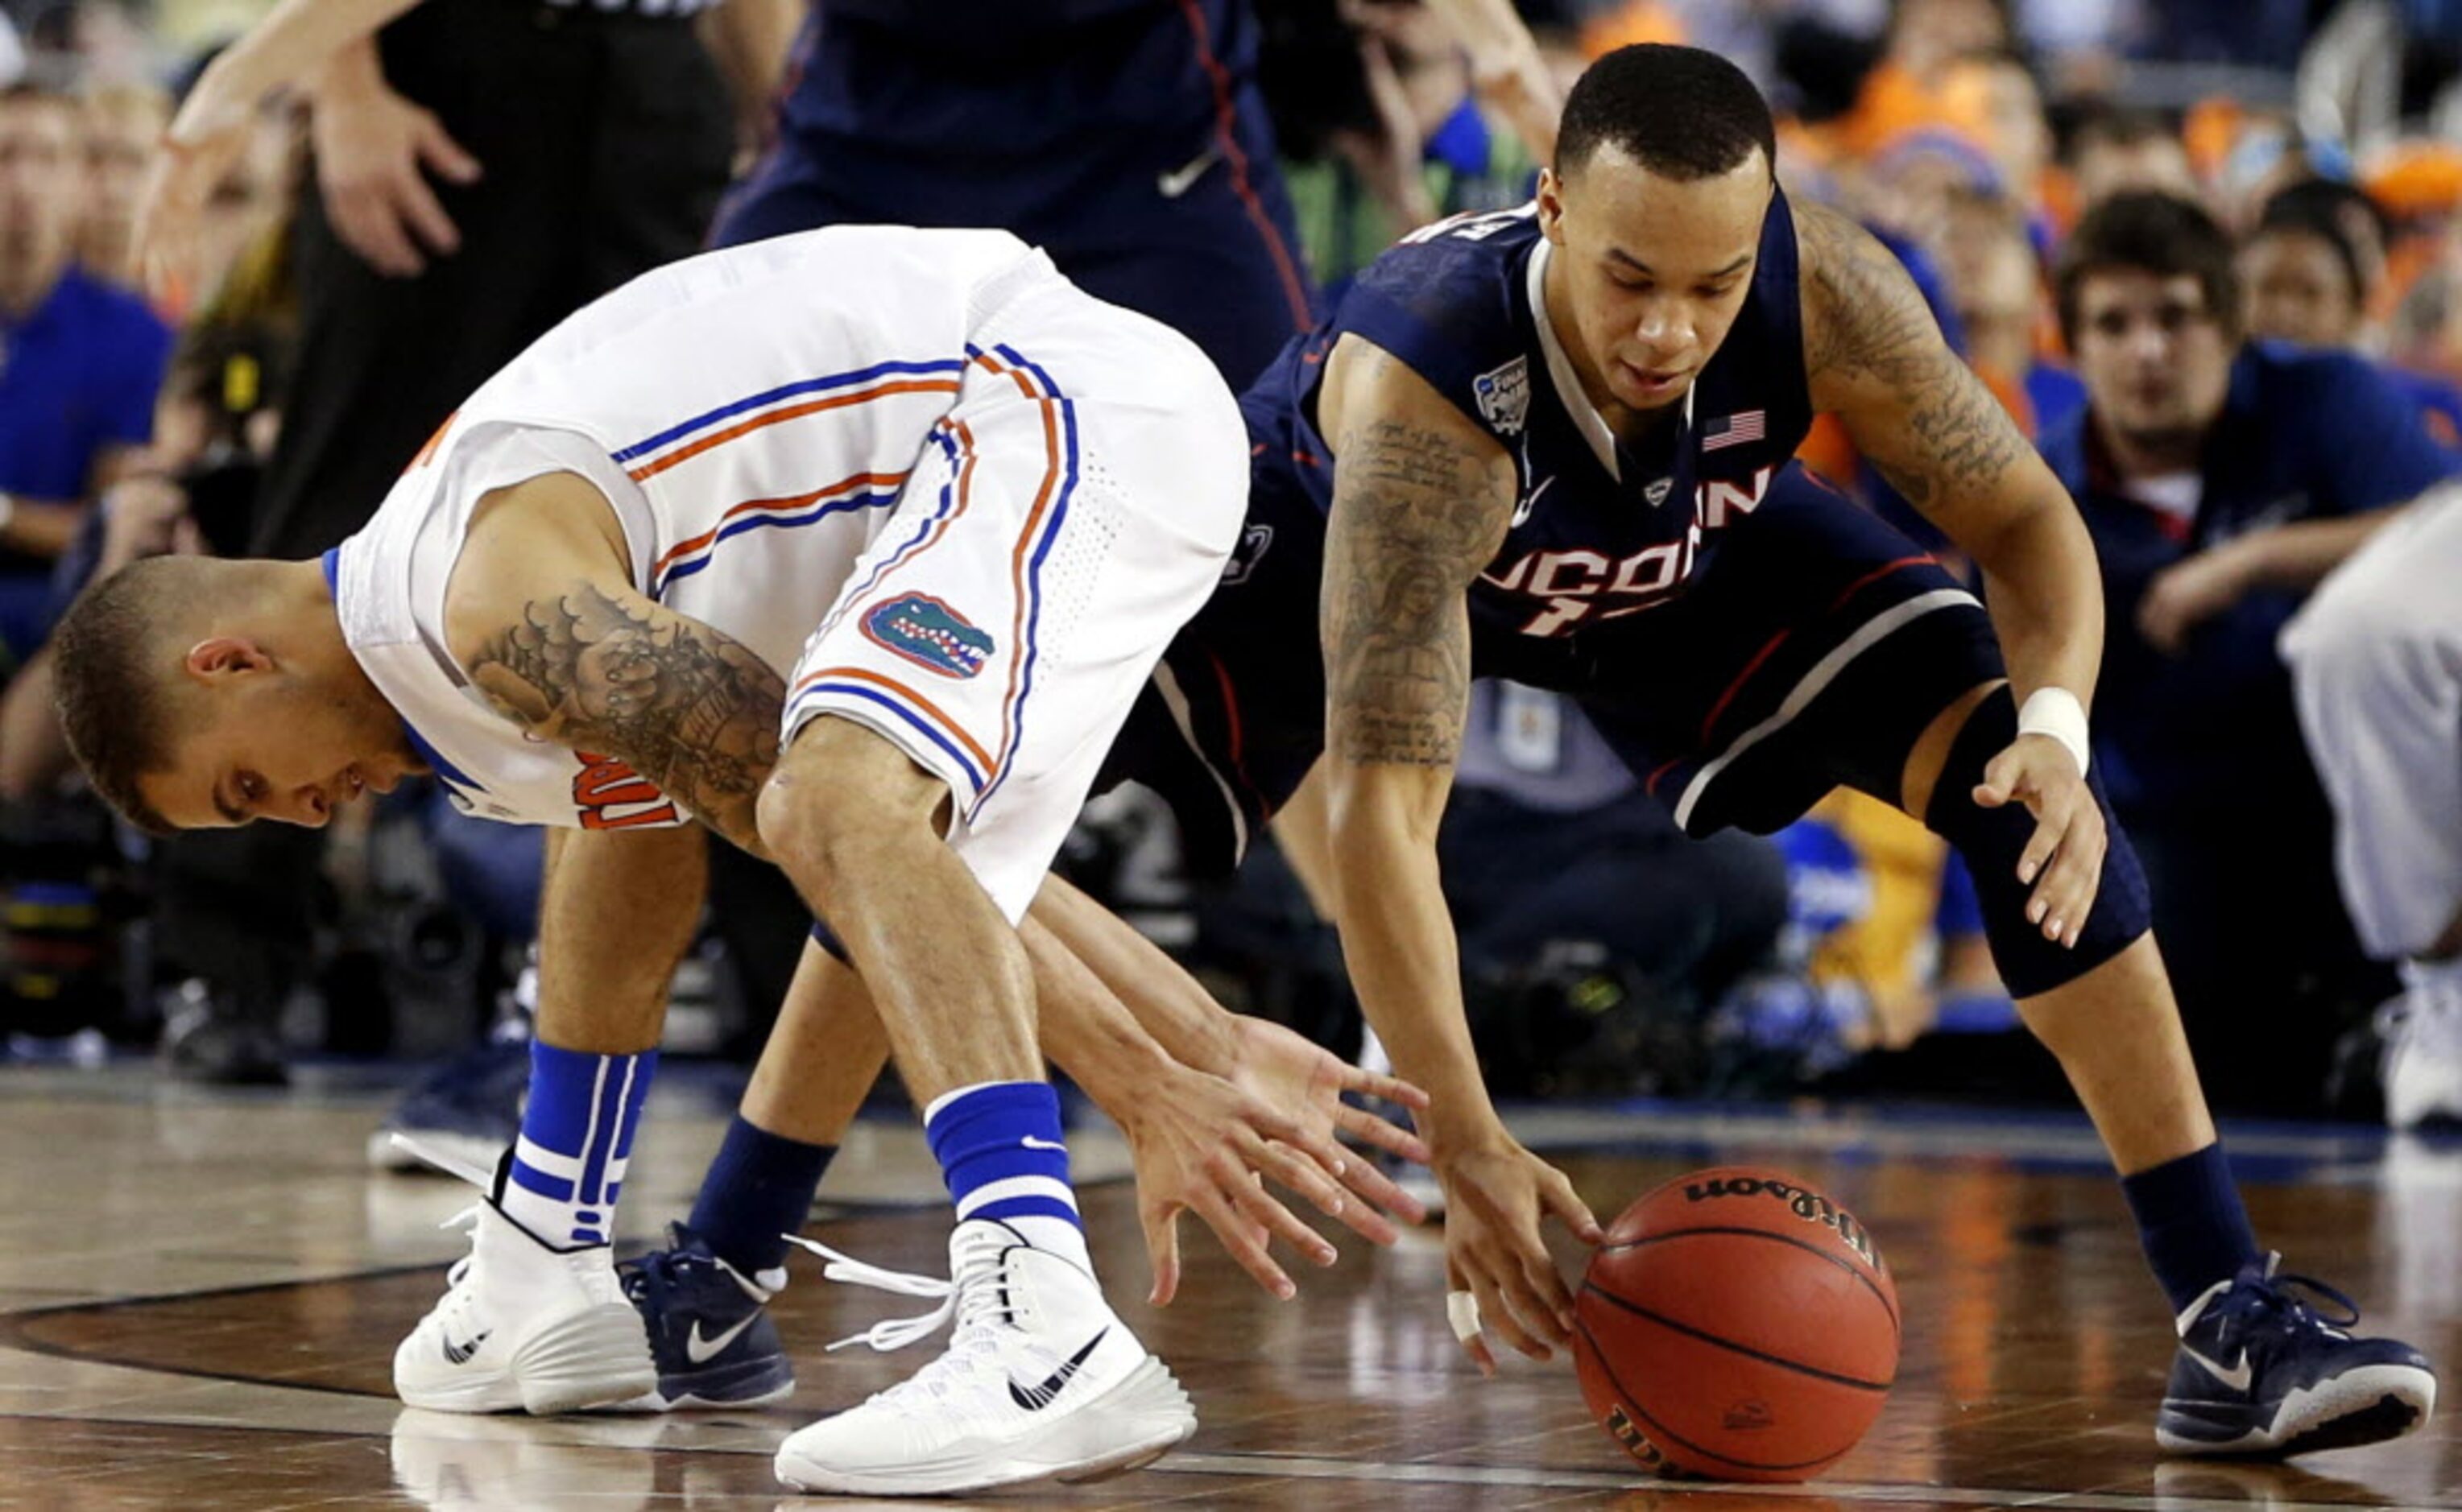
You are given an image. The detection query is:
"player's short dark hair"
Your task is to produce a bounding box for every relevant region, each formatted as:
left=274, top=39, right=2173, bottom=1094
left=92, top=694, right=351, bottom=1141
left=2054, top=191, right=2241, bottom=347
left=1557, top=44, right=1776, bottom=184
left=50, top=556, right=204, bottom=836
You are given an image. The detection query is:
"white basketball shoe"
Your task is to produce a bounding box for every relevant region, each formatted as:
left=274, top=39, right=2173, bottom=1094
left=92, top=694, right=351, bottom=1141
left=774, top=1220, right=1195, bottom=1495
left=2381, top=964, right=2462, bottom=1130
left=390, top=1139, right=655, bottom=1415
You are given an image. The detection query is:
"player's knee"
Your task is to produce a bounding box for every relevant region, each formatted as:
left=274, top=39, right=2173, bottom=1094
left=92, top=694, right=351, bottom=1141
left=1918, top=685, right=2153, bottom=999
left=757, top=717, right=950, bottom=877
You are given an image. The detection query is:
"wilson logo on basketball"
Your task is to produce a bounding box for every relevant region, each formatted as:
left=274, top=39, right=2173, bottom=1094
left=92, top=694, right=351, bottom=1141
left=1601, top=1407, right=1665, bottom=1467
left=1682, top=1175, right=1879, bottom=1268
left=1723, top=1398, right=1775, bottom=1431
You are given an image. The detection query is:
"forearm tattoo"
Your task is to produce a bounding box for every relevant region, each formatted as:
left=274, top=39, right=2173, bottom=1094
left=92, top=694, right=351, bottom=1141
left=466, top=583, right=786, bottom=841
left=1323, top=393, right=1514, bottom=768
left=1798, top=200, right=2028, bottom=510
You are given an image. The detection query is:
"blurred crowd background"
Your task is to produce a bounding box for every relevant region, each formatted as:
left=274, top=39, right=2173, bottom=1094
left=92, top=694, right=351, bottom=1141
left=6, top=0, right=2462, bottom=1155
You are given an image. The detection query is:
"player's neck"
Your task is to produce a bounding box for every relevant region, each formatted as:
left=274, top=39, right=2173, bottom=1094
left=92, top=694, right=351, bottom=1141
left=262, top=556, right=390, bottom=725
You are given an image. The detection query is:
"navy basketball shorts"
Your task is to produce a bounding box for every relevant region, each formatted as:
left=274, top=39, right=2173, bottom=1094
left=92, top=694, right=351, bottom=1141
left=1566, top=486, right=2005, bottom=838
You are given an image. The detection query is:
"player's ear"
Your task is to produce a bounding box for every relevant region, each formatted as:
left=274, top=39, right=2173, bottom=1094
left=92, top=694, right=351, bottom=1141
left=1536, top=167, right=1568, bottom=244
left=183, top=635, right=274, bottom=684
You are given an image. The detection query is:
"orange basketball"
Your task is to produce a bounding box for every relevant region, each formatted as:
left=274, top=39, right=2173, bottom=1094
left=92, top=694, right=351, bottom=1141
left=1574, top=1165, right=1899, bottom=1482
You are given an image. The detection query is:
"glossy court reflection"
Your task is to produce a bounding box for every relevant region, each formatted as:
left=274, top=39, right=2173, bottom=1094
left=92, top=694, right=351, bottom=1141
left=0, top=1067, right=2454, bottom=1508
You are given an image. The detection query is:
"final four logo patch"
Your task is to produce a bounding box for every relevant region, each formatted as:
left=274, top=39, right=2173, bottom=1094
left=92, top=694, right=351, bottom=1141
left=863, top=593, right=995, bottom=680
left=1473, top=356, right=1530, bottom=436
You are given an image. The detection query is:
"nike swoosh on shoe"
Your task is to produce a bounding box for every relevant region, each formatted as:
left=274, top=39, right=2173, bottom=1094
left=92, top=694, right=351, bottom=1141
left=687, top=1314, right=761, bottom=1365
left=1008, top=1328, right=1108, bottom=1411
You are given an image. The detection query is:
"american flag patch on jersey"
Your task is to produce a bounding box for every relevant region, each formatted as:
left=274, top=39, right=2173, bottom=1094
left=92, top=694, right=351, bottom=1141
left=1702, top=410, right=1766, bottom=452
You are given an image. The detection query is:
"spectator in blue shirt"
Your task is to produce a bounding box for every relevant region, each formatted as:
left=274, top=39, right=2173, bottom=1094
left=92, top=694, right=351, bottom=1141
left=0, top=85, right=172, bottom=667
left=2239, top=178, right=2462, bottom=457
left=2040, top=191, right=2460, bottom=1110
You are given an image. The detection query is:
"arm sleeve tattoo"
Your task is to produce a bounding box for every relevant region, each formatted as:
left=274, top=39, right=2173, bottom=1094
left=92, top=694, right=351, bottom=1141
left=1322, top=387, right=1516, bottom=769
left=1797, top=200, right=2030, bottom=511
left=465, top=582, right=786, bottom=846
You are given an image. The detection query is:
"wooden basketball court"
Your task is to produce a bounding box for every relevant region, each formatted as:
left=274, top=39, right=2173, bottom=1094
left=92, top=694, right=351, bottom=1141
left=2, top=1061, right=2456, bottom=1509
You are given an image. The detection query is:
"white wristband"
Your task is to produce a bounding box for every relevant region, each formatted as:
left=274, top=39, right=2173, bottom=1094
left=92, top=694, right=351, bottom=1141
left=2017, top=687, right=2091, bottom=776
left=0, top=492, right=15, bottom=539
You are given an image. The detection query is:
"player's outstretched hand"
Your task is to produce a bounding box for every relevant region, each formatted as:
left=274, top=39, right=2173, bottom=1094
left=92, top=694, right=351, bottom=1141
left=1223, top=1014, right=1434, bottom=1233
left=1125, top=1057, right=1420, bottom=1309
left=1973, top=733, right=2104, bottom=948
left=311, top=62, right=482, bottom=278
left=1437, top=1135, right=1602, bottom=1376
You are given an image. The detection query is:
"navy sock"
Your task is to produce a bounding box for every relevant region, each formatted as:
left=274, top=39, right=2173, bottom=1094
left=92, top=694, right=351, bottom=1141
left=687, top=1115, right=837, bottom=1279
left=2120, top=1142, right=2263, bottom=1316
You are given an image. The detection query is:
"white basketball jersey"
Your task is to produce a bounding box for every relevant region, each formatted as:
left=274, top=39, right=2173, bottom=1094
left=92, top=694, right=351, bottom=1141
left=333, top=225, right=1053, bottom=829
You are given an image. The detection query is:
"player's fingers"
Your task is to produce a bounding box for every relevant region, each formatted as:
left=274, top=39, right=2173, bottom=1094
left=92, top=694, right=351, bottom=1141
left=1972, top=745, right=2024, bottom=808
left=392, top=171, right=462, bottom=258
left=1275, top=1130, right=1408, bottom=1243
left=1515, top=1246, right=1577, bottom=1342
left=1227, top=1162, right=1341, bottom=1270
left=1340, top=1064, right=1433, bottom=1110
left=2016, top=804, right=2065, bottom=889
left=1260, top=1135, right=1358, bottom=1229
left=2039, top=820, right=2106, bottom=949
left=1466, top=1246, right=1553, bottom=1361
left=1140, top=1198, right=1183, bottom=1308
left=1445, top=1260, right=1500, bottom=1378
left=1329, top=1149, right=1428, bottom=1233
left=329, top=191, right=422, bottom=277
left=1192, top=1183, right=1295, bottom=1301
left=413, top=114, right=484, bottom=184
left=1335, top=1099, right=1433, bottom=1163
left=1537, top=1165, right=1604, bottom=1245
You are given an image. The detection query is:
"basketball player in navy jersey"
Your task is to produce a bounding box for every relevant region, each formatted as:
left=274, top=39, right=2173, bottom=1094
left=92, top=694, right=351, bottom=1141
left=1092, top=43, right=2433, bottom=1457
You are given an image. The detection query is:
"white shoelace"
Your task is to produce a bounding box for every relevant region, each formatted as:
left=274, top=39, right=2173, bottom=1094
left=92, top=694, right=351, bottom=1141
left=784, top=1232, right=1016, bottom=1407
left=392, top=1131, right=495, bottom=1189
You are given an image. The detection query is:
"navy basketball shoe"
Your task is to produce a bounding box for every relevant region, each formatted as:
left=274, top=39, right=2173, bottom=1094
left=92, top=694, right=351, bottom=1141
left=2157, top=1255, right=2436, bottom=1457
left=616, top=1224, right=794, bottom=1411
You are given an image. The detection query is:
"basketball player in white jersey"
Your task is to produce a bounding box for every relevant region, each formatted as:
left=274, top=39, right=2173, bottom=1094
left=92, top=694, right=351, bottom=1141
left=48, top=225, right=1417, bottom=1495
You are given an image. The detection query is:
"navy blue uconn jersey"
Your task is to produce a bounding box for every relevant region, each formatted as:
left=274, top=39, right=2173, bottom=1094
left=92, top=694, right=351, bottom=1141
left=1241, top=188, right=1814, bottom=667
left=1107, top=185, right=2011, bottom=872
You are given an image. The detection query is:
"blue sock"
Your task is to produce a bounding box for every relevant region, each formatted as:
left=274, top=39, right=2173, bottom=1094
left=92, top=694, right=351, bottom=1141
left=688, top=1115, right=836, bottom=1279
left=2121, top=1142, right=2263, bottom=1316
left=923, top=1080, right=1090, bottom=1270
left=497, top=1041, right=656, bottom=1250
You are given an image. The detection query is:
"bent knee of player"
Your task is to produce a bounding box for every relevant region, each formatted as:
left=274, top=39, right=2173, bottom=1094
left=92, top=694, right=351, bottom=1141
left=757, top=715, right=954, bottom=877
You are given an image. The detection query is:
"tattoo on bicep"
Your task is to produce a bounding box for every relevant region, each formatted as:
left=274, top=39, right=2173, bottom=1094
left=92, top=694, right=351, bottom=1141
left=1322, top=413, right=1512, bottom=766
left=1799, top=201, right=2026, bottom=509
left=466, top=584, right=786, bottom=825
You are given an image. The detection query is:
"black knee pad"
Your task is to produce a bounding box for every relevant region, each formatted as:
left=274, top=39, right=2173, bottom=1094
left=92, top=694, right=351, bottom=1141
left=1921, top=687, right=2152, bottom=999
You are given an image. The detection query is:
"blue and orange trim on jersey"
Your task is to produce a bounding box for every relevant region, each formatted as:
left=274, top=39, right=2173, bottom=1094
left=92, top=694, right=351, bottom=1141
left=649, top=469, right=908, bottom=597
left=784, top=341, right=1078, bottom=816
left=611, top=357, right=966, bottom=481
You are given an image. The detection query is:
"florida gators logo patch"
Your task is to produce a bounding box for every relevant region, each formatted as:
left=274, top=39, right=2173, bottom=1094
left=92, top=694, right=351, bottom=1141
left=862, top=593, right=994, bottom=680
